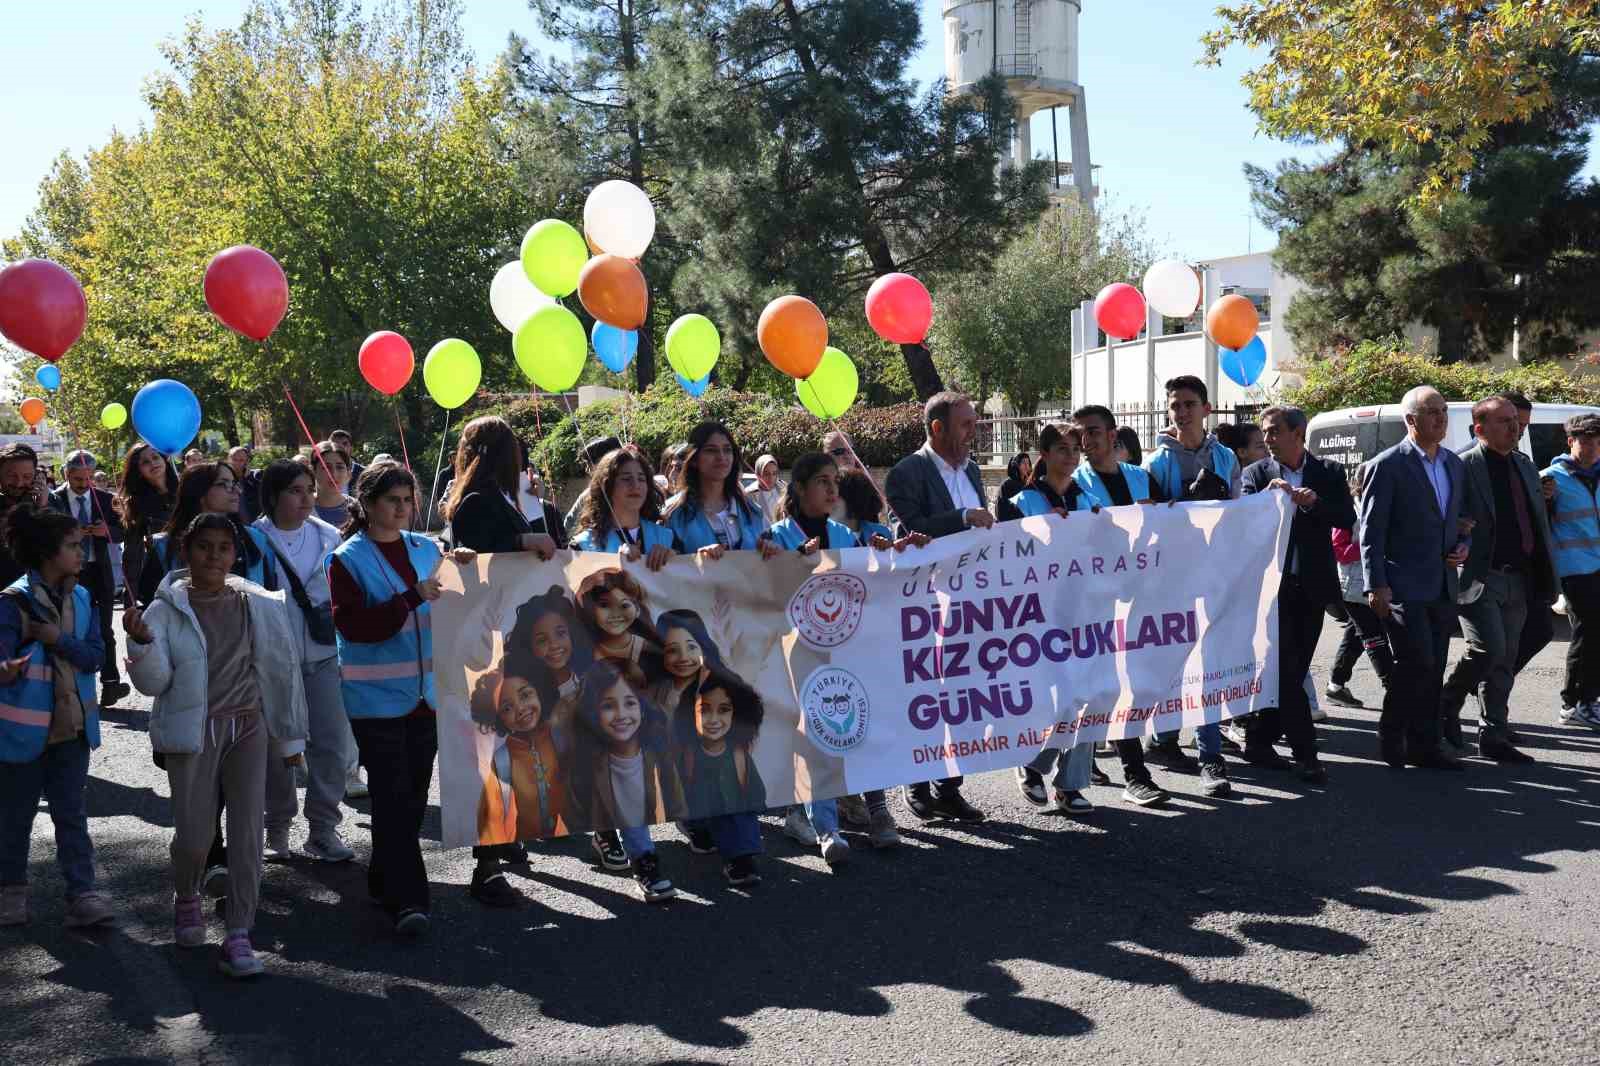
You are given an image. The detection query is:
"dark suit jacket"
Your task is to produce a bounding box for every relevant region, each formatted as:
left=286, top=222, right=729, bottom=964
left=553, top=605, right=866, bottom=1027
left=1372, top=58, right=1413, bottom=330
left=1454, top=441, right=1557, bottom=604
left=1242, top=453, right=1356, bottom=608
left=444, top=488, right=568, bottom=554
left=48, top=485, right=124, bottom=589
left=1359, top=439, right=1465, bottom=604
left=886, top=447, right=988, bottom=540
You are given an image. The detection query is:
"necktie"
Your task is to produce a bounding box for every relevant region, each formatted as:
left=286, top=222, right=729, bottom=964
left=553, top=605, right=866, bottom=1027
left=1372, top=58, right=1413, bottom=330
left=77, top=495, right=95, bottom=562
left=1510, top=463, right=1535, bottom=557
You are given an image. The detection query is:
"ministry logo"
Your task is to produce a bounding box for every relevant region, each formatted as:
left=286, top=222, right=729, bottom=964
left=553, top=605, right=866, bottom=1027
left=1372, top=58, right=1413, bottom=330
left=787, top=572, right=867, bottom=650
left=800, top=666, right=870, bottom=754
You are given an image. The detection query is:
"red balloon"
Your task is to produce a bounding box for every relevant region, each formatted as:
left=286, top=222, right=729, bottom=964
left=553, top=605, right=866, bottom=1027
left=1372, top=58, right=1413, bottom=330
left=203, top=245, right=288, bottom=341
left=358, top=331, right=415, bottom=396
left=865, top=272, right=933, bottom=344
left=0, top=259, right=86, bottom=362
left=1094, top=282, right=1146, bottom=342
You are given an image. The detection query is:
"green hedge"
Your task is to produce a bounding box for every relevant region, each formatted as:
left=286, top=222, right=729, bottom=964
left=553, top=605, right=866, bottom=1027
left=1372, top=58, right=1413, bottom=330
left=471, top=385, right=925, bottom=479
left=1285, top=338, right=1600, bottom=416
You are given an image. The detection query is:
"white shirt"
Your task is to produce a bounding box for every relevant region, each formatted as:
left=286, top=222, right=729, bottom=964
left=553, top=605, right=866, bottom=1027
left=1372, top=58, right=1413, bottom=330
left=265, top=521, right=327, bottom=603
left=1280, top=454, right=1307, bottom=489
left=608, top=752, right=646, bottom=827
left=919, top=442, right=983, bottom=521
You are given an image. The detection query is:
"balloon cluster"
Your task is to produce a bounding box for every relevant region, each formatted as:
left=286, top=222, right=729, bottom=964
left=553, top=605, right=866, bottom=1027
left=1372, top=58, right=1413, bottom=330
left=1089, top=261, right=1266, bottom=387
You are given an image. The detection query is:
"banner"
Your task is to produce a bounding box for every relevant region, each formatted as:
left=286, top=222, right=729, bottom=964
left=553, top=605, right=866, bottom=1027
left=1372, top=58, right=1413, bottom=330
left=433, top=492, right=1292, bottom=847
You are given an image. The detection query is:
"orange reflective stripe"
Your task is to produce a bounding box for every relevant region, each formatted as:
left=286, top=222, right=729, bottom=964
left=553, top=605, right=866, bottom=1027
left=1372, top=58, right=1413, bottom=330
left=0, top=703, right=51, bottom=728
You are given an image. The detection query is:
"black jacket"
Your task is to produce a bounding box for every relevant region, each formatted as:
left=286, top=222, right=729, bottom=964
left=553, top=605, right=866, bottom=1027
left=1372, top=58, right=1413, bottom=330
left=444, top=489, right=568, bottom=554
left=1241, top=452, right=1356, bottom=608
left=48, top=485, right=125, bottom=589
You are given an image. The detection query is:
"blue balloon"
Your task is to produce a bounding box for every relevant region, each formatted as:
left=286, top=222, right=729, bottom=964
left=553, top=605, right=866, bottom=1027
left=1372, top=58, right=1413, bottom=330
left=34, top=365, right=60, bottom=391
left=592, top=322, right=638, bottom=374
left=1220, top=336, right=1267, bottom=388
left=131, top=379, right=202, bottom=455
left=677, top=373, right=710, bottom=398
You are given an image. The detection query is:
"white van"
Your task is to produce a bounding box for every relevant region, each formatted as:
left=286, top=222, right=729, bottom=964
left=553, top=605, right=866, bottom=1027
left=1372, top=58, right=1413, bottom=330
left=1306, top=402, right=1600, bottom=475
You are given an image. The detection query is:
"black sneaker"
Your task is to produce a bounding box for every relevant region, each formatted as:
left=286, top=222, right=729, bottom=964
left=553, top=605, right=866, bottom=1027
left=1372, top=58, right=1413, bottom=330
left=99, top=680, right=131, bottom=706
left=1121, top=778, right=1169, bottom=808
left=1089, top=764, right=1112, bottom=787
left=1295, top=759, right=1329, bottom=784
left=1324, top=684, right=1361, bottom=707
left=723, top=855, right=761, bottom=887
left=590, top=831, right=629, bottom=872
left=1014, top=767, right=1049, bottom=808
left=394, top=908, right=430, bottom=937
left=902, top=785, right=937, bottom=821
left=1143, top=741, right=1199, bottom=774
left=631, top=853, right=677, bottom=903
left=469, top=867, right=523, bottom=908
left=926, top=788, right=986, bottom=823
left=1243, top=746, right=1293, bottom=771
left=1199, top=760, right=1232, bottom=797
left=681, top=824, right=716, bottom=855
left=1218, top=732, right=1243, bottom=756
left=499, top=841, right=529, bottom=865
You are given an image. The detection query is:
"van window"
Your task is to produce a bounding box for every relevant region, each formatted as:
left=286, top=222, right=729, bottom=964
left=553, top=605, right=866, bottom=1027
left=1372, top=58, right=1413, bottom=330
left=1529, top=423, right=1566, bottom=470
left=1309, top=417, right=1396, bottom=473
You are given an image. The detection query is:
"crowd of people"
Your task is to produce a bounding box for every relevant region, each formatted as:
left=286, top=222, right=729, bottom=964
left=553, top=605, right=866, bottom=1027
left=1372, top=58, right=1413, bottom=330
left=1, top=378, right=1596, bottom=980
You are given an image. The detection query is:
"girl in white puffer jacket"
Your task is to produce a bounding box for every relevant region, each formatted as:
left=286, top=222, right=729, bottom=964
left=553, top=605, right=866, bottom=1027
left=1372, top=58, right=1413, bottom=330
left=125, top=515, right=308, bottom=979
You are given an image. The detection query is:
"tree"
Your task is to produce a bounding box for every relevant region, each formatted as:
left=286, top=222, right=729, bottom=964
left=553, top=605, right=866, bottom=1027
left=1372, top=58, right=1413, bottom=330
left=644, top=0, right=1049, bottom=398
left=5, top=0, right=538, bottom=451
left=1251, top=51, right=1600, bottom=362
left=1204, top=1, right=1600, bottom=200
left=506, top=0, right=672, bottom=390
left=930, top=198, right=1159, bottom=416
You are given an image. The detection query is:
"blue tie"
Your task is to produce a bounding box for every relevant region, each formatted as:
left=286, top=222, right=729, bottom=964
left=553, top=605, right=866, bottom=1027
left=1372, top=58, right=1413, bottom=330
left=77, top=495, right=94, bottom=562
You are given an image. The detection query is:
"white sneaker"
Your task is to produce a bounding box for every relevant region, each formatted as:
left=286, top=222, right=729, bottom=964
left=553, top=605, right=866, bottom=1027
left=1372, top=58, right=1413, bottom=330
left=303, top=829, right=355, bottom=863
left=783, top=808, right=818, bottom=848
left=819, top=832, right=850, bottom=866
left=1554, top=594, right=1570, bottom=616
left=265, top=826, right=293, bottom=862
left=345, top=768, right=369, bottom=800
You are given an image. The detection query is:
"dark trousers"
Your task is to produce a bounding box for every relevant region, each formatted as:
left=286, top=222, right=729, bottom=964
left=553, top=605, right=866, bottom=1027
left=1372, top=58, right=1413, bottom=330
left=1246, top=576, right=1323, bottom=762
left=1441, top=569, right=1530, bottom=745
left=1330, top=600, right=1394, bottom=687
left=1560, top=571, right=1600, bottom=706
left=351, top=715, right=436, bottom=918
left=910, top=775, right=964, bottom=799
left=0, top=737, right=94, bottom=896
left=84, top=563, right=118, bottom=683
left=1114, top=739, right=1150, bottom=784
left=1515, top=593, right=1554, bottom=674
left=1380, top=597, right=1457, bottom=756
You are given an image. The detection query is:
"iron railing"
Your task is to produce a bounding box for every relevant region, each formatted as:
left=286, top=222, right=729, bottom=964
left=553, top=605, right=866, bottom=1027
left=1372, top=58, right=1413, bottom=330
left=975, top=405, right=1264, bottom=467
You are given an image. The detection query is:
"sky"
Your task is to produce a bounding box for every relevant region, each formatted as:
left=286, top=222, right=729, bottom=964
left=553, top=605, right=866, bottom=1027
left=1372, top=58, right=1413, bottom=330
left=0, top=1, right=1367, bottom=262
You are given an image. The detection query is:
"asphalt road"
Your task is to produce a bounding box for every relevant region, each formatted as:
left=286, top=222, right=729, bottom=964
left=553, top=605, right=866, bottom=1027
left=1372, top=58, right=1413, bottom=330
left=3, top=611, right=1599, bottom=1066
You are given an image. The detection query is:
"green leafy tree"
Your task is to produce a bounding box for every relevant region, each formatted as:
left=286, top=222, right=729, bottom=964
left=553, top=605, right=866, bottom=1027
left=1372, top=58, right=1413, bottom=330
left=930, top=198, right=1158, bottom=416
left=644, top=0, right=1049, bottom=398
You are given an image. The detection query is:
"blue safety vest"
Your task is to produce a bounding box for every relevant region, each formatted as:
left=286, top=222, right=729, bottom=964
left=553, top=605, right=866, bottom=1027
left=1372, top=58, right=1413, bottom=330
left=152, top=525, right=278, bottom=588
left=330, top=531, right=440, bottom=719
left=1072, top=461, right=1152, bottom=510
left=856, top=519, right=894, bottom=545
left=1543, top=458, right=1600, bottom=578
left=1146, top=437, right=1238, bottom=501
left=764, top=516, right=860, bottom=551
left=571, top=521, right=677, bottom=553
left=1009, top=484, right=1076, bottom=518
left=663, top=493, right=769, bottom=552
left=0, top=576, right=99, bottom=763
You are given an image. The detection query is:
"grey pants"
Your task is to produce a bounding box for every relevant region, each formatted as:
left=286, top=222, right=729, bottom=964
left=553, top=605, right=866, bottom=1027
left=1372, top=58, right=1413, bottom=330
left=266, top=656, right=351, bottom=836
left=1027, top=737, right=1094, bottom=790
left=1442, top=569, right=1530, bottom=743
left=168, top=712, right=266, bottom=931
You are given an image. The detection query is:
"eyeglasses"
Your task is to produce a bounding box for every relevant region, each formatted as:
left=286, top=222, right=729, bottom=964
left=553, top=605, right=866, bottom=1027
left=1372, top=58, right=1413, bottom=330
left=827, top=448, right=851, bottom=459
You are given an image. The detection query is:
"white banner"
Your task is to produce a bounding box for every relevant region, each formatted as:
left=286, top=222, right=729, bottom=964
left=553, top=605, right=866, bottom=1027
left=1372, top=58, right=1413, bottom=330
left=433, top=493, right=1292, bottom=847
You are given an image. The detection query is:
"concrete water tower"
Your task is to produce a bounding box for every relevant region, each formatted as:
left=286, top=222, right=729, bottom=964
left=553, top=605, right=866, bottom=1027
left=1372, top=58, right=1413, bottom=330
left=943, top=0, right=1095, bottom=204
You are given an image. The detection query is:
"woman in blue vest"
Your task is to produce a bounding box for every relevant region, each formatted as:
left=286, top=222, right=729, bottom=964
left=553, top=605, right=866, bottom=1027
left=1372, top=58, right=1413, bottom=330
left=327, top=462, right=472, bottom=937
left=1006, top=425, right=1096, bottom=815
left=138, top=461, right=278, bottom=607
left=0, top=503, right=112, bottom=928
left=660, top=422, right=781, bottom=886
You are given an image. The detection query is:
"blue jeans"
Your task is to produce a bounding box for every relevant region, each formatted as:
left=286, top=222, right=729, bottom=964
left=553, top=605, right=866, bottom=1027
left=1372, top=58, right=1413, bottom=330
left=1195, top=722, right=1222, bottom=761
left=803, top=799, right=838, bottom=836
left=0, top=737, right=95, bottom=897
left=1026, top=739, right=1093, bottom=790
left=617, top=826, right=654, bottom=860
left=704, top=813, right=763, bottom=858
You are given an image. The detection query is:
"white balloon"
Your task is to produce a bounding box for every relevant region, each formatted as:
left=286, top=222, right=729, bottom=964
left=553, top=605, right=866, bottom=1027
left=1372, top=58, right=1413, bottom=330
left=1142, top=259, right=1202, bottom=319
left=490, top=260, right=554, bottom=332
left=583, top=180, right=656, bottom=260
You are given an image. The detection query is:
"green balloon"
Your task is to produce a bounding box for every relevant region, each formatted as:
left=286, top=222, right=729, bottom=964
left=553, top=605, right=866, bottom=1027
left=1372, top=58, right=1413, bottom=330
left=100, top=402, right=128, bottom=430
left=665, top=314, right=720, bottom=381
left=795, top=346, right=858, bottom=419
left=520, top=219, right=588, bottom=298
left=514, top=304, right=587, bottom=392
left=423, top=338, right=481, bottom=410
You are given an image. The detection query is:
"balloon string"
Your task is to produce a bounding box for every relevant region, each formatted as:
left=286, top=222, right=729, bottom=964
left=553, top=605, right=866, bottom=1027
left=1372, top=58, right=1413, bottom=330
left=559, top=392, right=619, bottom=535
left=392, top=399, right=412, bottom=472
left=425, top=409, right=451, bottom=530
left=264, top=335, right=339, bottom=494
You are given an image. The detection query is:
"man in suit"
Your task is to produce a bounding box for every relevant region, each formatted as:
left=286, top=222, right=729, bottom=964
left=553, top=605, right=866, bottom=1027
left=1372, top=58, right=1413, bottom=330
left=1437, top=397, right=1554, bottom=763
left=1242, top=406, right=1356, bottom=784
left=1360, top=385, right=1470, bottom=770
left=228, top=445, right=261, bottom=524
left=50, top=450, right=128, bottom=704
left=885, top=391, right=993, bottom=822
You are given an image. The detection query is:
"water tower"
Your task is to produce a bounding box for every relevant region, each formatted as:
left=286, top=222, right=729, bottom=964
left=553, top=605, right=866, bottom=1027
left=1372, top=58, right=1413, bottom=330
left=943, top=0, right=1095, bottom=204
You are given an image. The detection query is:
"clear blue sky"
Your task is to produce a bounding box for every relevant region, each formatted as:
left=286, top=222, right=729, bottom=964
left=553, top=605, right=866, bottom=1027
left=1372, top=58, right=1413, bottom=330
left=0, top=1, right=1384, bottom=261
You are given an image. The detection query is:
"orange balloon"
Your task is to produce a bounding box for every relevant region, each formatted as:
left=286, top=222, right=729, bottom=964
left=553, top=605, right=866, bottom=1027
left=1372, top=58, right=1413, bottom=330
left=18, top=398, right=45, bottom=427
left=1206, top=294, right=1260, bottom=351
left=583, top=226, right=604, bottom=256
left=757, top=295, right=828, bottom=378
left=577, top=254, right=648, bottom=330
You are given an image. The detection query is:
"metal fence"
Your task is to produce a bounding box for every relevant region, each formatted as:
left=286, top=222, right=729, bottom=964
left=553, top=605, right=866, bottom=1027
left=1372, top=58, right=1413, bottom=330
left=975, top=404, right=1263, bottom=467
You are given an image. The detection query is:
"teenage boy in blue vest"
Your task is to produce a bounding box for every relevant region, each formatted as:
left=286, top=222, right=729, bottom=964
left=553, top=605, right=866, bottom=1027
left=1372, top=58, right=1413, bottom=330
left=1141, top=376, right=1240, bottom=793
left=0, top=504, right=114, bottom=928
left=1543, top=413, right=1600, bottom=731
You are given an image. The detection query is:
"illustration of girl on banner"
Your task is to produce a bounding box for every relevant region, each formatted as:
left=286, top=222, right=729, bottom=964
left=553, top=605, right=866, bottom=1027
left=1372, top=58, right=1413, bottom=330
left=470, top=664, right=567, bottom=843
